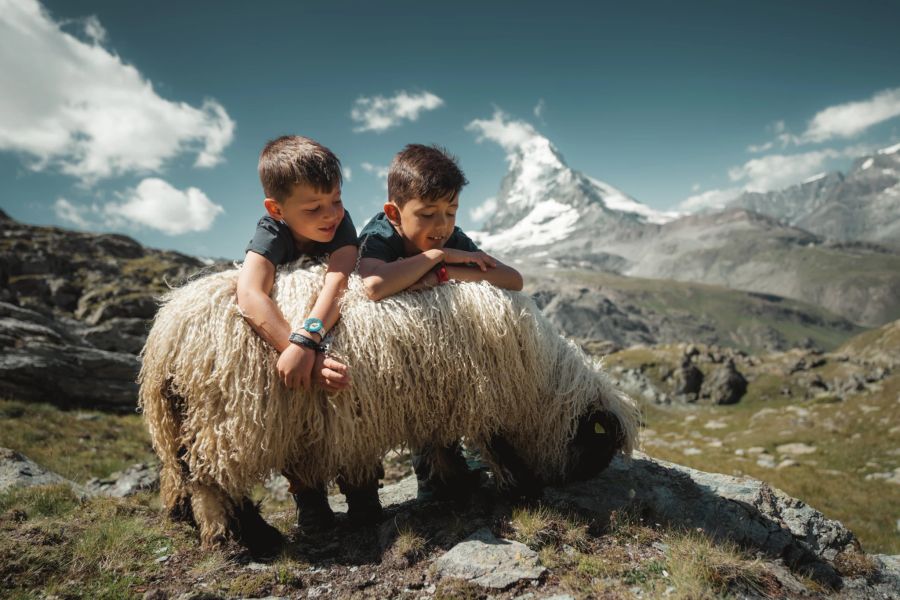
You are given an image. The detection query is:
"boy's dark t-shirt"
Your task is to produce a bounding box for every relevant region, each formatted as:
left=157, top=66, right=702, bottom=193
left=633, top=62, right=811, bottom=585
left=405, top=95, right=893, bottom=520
left=359, top=212, right=479, bottom=262
left=246, top=211, right=358, bottom=266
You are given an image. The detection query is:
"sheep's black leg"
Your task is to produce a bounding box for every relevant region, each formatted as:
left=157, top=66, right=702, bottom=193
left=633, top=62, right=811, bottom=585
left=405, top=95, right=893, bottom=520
left=485, top=434, right=543, bottom=501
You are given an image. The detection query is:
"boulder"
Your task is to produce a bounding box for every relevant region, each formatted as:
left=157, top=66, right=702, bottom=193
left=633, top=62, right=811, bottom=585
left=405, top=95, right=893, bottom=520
left=433, top=527, right=546, bottom=589
left=700, top=358, right=747, bottom=405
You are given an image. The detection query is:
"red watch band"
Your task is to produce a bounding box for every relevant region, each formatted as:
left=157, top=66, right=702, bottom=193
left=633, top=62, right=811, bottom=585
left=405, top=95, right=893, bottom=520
left=434, top=262, right=449, bottom=284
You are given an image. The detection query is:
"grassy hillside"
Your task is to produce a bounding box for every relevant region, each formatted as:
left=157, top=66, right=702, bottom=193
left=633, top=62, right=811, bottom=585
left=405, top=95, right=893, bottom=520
left=604, top=321, right=900, bottom=553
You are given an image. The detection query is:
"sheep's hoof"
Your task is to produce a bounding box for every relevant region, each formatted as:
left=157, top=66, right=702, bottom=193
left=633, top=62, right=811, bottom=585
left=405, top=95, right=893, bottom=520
left=486, top=434, right=544, bottom=501
left=234, top=498, right=284, bottom=558
left=565, top=409, right=624, bottom=482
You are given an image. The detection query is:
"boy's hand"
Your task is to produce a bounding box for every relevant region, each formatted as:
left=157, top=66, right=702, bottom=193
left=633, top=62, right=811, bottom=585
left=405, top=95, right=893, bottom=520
left=313, top=353, right=351, bottom=392
left=442, top=249, right=497, bottom=272
left=276, top=342, right=317, bottom=390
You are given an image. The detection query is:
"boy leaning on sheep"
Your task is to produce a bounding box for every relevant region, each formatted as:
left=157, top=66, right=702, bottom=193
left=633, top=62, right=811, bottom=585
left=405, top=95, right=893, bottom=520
left=357, top=144, right=523, bottom=501
left=236, top=136, right=383, bottom=532
left=237, top=137, right=524, bottom=532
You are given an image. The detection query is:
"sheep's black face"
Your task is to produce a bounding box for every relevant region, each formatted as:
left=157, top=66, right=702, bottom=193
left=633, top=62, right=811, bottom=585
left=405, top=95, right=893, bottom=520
left=564, top=409, right=624, bottom=482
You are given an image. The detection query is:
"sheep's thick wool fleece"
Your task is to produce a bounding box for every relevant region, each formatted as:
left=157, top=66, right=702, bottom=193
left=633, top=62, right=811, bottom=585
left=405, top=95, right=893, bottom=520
left=139, top=264, right=639, bottom=498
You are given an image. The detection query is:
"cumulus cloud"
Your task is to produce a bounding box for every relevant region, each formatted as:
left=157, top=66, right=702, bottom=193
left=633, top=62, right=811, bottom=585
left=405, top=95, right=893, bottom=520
left=533, top=99, right=545, bottom=119
left=343, top=166, right=352, bottom=182
left=54, top=197, right=94, bottom=229
left=679, top=144, right=874, bottom=212
left=466, top=109, right=543, bottom=153
left=0, top=0, right=235, bottom=183
left=351, top=90, right=444, bottom=133
left=55, top=178, right=223, bottom=235
left=802, top=87, right=900, bottom=143
left=470, top=197, right=497, bottom=222
left=677, top=188, right=743, bottom=212
left=105, top=178, right=224, bottom=234
left=361, top=162, right=389, bottom=179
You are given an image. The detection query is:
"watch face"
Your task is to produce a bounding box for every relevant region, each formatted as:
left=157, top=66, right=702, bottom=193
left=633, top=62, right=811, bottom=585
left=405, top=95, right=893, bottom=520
left=303, top=317, right=323, bottom=332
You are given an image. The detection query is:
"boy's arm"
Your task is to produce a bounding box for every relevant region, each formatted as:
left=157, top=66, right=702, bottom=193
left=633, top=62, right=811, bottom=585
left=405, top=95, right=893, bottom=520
left=358, top=250, right=444, bottom=301
left=236, top=251, right=349, bottom=391
left=446, top=259, right=524, bottom=291
left=307, top=244, right=357, bottom=333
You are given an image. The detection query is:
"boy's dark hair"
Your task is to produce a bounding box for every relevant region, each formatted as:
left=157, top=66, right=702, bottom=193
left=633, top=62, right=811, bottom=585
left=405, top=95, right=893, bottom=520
left=259, top=135, right=342, bottom=202
left=388, top=144, right=468, bottom=206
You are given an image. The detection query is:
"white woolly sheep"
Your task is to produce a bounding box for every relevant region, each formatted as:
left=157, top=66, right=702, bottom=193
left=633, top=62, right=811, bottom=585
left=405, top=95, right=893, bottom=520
left=139, top=263, right=640, bottom=551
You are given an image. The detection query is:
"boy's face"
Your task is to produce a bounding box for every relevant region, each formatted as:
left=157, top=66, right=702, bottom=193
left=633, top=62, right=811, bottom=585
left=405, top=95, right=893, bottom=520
left=385, top=193, right=458, bottom=255
left=264, top=183, right=344, bottom=245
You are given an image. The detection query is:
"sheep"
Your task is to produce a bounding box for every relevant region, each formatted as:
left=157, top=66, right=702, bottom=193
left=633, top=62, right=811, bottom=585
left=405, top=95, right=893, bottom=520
left=138, top=263, right=640, bottom=551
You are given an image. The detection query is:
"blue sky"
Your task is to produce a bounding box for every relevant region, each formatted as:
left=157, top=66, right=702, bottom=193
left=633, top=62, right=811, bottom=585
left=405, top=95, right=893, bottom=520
left=1, top=0, right=899, bottom=259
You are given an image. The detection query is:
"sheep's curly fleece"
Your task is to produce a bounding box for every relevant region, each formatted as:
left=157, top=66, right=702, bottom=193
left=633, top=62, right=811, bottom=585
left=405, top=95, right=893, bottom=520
left=139, top=263, right=640, bottom=503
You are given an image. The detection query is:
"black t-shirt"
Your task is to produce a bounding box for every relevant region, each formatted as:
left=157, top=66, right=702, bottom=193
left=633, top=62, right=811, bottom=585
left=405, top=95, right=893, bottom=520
left=358, top=212, right=479, bottom=263
left=245, top=211, right=358, bottom=266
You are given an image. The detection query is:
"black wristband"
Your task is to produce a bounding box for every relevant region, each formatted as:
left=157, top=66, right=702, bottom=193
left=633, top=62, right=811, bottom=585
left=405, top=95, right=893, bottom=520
left=288, top=332, right=322, bottom=352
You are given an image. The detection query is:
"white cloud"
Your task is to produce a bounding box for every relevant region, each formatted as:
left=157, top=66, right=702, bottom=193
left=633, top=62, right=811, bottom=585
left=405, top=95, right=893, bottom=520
left=746, top=141, right=774, bottom=153
left=691, top=183, right=701, bottom=192
left=103, top=178, right=223, bottom=235
left=351, top=90, right=444, bottom=133
left=55, top=179, right=224, bottom=235
left=466, top=109, right=544, bottom=154
left=533, top=99, right=545, bottom=119
left=343, top=166, right=352, bottom=182
left=54, top=197, right=94, bottom=229
left=802, top=87, right=900, bottom=143
left=680, top=144, right=876, bottom=211
left=470, top=197, right=497, bottom=222
left=677, top=187, right=743, bottom=212
left=361, top=162, right=389, bottom=179
left=0, top=0, right=235, bottom=183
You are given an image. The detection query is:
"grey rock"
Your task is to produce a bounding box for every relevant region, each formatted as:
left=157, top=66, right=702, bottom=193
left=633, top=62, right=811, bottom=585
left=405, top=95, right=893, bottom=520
left=0, top=301, right=139, bottom=408
left=544, top=453, right=854, bottom=587
left=0, top=447, right=87, bottom=495
left=674, top=356, right=703, bottom=395
left=433, top=527, right=546, bottom=589
left=700, top=358, right=747, bottom=405
left=79, top=317, right=148, bottom=354
left=86, top=463, right=159, bottom=497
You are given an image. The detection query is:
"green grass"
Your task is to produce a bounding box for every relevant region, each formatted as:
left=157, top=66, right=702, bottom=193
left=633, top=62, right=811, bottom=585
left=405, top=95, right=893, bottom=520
left=0, top=399, right=155, bottom=482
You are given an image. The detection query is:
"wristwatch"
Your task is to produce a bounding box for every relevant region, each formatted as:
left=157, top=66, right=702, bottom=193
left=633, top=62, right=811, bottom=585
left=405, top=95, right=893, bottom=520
left=302, top=317, right=325, bottom=339
left=288, top=332, right=321, bottom=352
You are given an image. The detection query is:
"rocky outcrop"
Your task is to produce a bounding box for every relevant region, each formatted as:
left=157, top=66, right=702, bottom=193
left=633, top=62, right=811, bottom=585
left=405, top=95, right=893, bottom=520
left=699, top=358, right=748, bottom=405
left=0, top=301, right=140, bottom=408
left=1, top=213, right=225, bottom=408
left=0, top=447, right=86, bottom=495
left=86, top=463, right=159, bottom=497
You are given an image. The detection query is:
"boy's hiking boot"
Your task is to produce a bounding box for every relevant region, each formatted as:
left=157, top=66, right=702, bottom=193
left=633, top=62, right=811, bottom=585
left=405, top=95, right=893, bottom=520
left=291, top=486, right=335, bottom=533
left=338, top=467, right=384, bottom=526
left=412, top=441, right=483, bottom=503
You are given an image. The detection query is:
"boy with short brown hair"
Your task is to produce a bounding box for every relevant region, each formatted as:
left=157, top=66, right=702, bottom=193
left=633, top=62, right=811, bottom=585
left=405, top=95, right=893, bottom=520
left=358, top=143, right=523, bottom=500
left=237, top=135, right=381, bottom=530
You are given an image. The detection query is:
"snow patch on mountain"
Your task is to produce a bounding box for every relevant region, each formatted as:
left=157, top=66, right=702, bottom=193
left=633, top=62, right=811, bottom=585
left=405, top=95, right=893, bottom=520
left=470, top=199, right=580, bottom=250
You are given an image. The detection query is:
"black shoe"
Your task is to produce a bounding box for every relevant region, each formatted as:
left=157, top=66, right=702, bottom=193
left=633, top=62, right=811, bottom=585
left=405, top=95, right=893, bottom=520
left=292, top=486, right=335, bottom=533
left=338, top=470, right=383, bottom=526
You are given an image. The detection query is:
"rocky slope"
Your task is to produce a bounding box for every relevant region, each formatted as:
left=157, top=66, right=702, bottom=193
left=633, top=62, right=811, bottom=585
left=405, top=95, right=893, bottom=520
left=525, top=267, right=861, bottom=354
left=3, top=445, right=899, bottom=598
left=727, top=142, right=900, bottom=248
left=0, top=209, right=224, bottom=408
left=472, top=131, right=900, bottom=327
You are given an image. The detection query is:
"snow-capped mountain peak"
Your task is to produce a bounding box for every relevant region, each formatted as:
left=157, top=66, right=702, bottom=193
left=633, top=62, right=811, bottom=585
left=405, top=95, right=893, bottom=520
left=466, top=111, right=677, bottom=242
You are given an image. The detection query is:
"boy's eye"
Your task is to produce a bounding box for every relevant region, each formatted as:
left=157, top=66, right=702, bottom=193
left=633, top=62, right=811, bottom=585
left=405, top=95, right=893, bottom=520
left=420, top=213, right=435, bottom=218
left=305, top=206, right=320, bottom=213
left=447, top=212, right=457, bottom=217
